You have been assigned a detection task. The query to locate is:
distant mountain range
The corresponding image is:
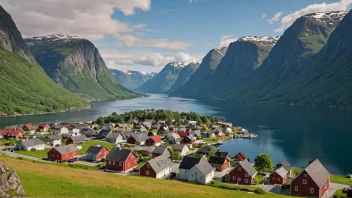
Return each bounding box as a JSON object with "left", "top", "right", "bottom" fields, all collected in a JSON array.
[
  {"left": 110, "top": 69, "right": 156, "bottom": 90},
  {"left": 25, "top": 34, "right": 141, "bottom": 101}
]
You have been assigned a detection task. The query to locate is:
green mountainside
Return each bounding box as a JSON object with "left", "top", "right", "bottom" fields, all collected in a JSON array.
[
  {"left": 110, "top": 69, "right": 156, "bottom": 90},
  {"left": 25, "top": 35, "right": 140, "bottom": 101},
  {"left": 0, "top": 6, "right": 89, "bottom": 115},
  {"left": 167, "top": 62, "right": 200, "bottom": 93}
]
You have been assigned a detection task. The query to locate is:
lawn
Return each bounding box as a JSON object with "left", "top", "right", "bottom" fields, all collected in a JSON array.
[
  {"left": 15, "top": 149, "right": 50, "bottom": 159},
  {"left": 0, "top": 156, "right": 292, "bottom": 198},
  {"left": 78, "top": 140, "right": 117, "bottom": 155},
  {"left": 333, "top": 189, "right": 348, "bottom": 198},
  {"left": 255, "top": 175, "right": 265, "bottom": 184},
  {"left": 330, "top": 175, "right": 352, "bottom": 185}
]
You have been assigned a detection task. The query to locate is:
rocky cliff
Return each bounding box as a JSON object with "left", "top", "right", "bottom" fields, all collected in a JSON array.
[
  {"left": 110, "top": 69, "right": 156, "bottom": 90},
  {"left": 167, "top": 62, "right": 200, "bottom": 93},
  {"left": 0, "top": 162, "right": 25, "bottom": 197}
]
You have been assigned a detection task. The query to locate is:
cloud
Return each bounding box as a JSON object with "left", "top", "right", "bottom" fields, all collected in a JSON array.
[
  {"left": 0, "top": 0, "right": 151, "bottom": 40},
  {"left": 117, "top": 34, "right": 193, "bottom": 50},
  {"left": 262, "top": 14, "right": 267, "bottom": 19},
  {"left": 101, "top": 50, "right": 201, "bottom": 68},
  {"left": 274, "top": 0, "right": 352, "bottom": 32},
  {"left": 268, "top": 12, "right": 284, "bottom": 24},
  {"left": 219, "top": 35, "right": 238, "bottom": 48}
]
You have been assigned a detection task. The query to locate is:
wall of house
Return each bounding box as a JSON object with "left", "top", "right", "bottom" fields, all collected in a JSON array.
[
  {"left": 179, "top": 169, "right": 189, "bottom": 180},
  {"left": 96, "top": 147, "right": 109, "bottom": 161},
  {"left": 127, "top": 137, "right": 136, "bottom": 144},
  {"left": 229, "top": 165, "right": 255, "bottom": 185},
  {"left": 156, "top": 166, "right": 172, "bottom": 179},
  {"left": 26, "top": 144, "right": 45, "bottom": 151},
  {"left": 124, "top": 153, "right": 138, "bottom": 172},
  {"left": 188, "top": 167, "right": 213, "bottom": 184},
  {"left": 270, "top": 172, "right": 287, "bottom": 185},
  {"left": 210, "top": 160, "right": 229, "bottom": 171},
  {"left": 319, "top": 180, "right": 329, "bottom": 197},
  {"left": 106, "top": 160, "right": 124, "bottom": 171},
  {"left": 290, "top": 170, "right": 320, "bottom": 197},
  {"left": 139, "top": 162, "right": 157, "bottom": 178},
  {"left": 47, "top": 149, "right": 77, "bottom": 161},
  {"left": 60, "top": 128, "right": 69, "bottom": 134},
  {"left": 145, "top": 139, "right": 156, "bottom": 146},
  {"left": 52, "top": 140, "right": 61, "bottom": 147}
]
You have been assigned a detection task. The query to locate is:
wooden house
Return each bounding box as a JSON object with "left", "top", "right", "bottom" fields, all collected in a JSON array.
[
  {"left": 106, "top": 148, "right": 138, "bottom": 172},
  {"left": 229, "top": 160, "right": 257, "bottom": 185},
  {"left": 139, "top": 155, "right": 173, "bottom": 179},
  {"left": 47, "top": 144, "right": 78, "bottom": 161},
  {"left": 86, "top": 146, "right": 110, "bottom": 162},
  {"left": 151, "top": 146, "right": 172, "bottom": 158},
  {"left": 208, "top": 156, "right": 230, "bottom": 171},
  {"left": 145, "top": 136, "right": 162, "bottom": 146}
]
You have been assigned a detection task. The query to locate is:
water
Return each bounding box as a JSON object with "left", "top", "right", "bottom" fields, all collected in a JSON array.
[{"left": 0, "top": 94, "right": 351, "bottom": 175}]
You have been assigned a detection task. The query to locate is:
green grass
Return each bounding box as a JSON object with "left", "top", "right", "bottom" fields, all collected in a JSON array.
[
  {"left": 255, "top": 175, "right": 265, "bottom": 184},
  {"left": 78, "top": 140, "right": 117, "bottom": 155},
  {"left": 330, "top": 175, "right": 352, "bottom": 185},
  {"left": 333, "top": 189, "right": 347, "bottom": 198},
  {"left": 203, "top": 138, "right": 219, "bottom": 143},
  {"left": 292, "top": 167, "right": 302, "bottom": 176},
  {"left": 15, "top": 149, "right": 49, "bottom": 159}
]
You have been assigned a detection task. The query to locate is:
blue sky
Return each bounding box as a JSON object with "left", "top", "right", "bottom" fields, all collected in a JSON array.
[{"left": 3, "top": 0, "right": 352, "bottom": 72}]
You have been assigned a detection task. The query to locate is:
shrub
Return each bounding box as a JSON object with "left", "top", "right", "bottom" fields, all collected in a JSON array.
[
  {"left": 30, "top": 148, "right": 37, "bottom": 151},
  {"left": 222, "top": 174, "right": 229, "bottom": 182},
  {"left": 17, "top": 157, "right": 23, "bottom": 160},
  {"left": 240, "top": 188, "right": 250, "bottom": 192},
  {"left": 254, "top": 188, "right": 266, "bottom": 194}
]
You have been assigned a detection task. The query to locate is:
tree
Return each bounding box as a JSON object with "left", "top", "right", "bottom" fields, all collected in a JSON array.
[
  {"left": 171, "top": 152, "right": 180, "bottom": 160},
  {"left": 254, "top": 153, "right": 273, "bottom": 171},
  {"left": 96, "top": 117, "right": 105, "bottom": 126}
]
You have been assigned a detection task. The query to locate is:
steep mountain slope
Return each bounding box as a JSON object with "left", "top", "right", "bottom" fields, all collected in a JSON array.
[
  {"left": 198, "top": 36, "right": 278, "bottom": 98},
  {"left": 169, "top": 48, "right": 227, "bottom": 97},
  {"left": 135, "top": 62, "right": 185, "bottom": 93},
  {"left": 25, "top": 35, "right": 140, "bottom": 101},
  {"left": 167, "top": 62, "right": 200, "bottom": 93},
  {"left": 228, "top": 11, "right": 347, "bottom": 101},
  {"left": 257, "top": 10, "right": 352, "bottom": 107},
  {"left": 0, "top": 6, "right": 89, "bottom": 116},
  {"left": 110, "top": 69, "right": 156, "bottom": 90}
]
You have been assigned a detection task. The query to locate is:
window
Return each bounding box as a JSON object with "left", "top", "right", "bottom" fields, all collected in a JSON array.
[
  {"left": 238, "top": 167, "right": 242, "bottom": 171},
  {"left": 310, "top": 188, "right": 314, "bottom": 193},
  {"left": 112, "top": 161, "right": 115, "bottom": 165},
  {"left": 295, "top": 186, "right": 298, "bottom": 191},
  {"left": 302, "top": 179, "right": 307, "bottom": 184},
  {"left": 245, "top": 174, "right": 249, "bottom": 177},
  {"left": 237, "top": 178, "right": 241, "bottom": 183},
  {"left": 119, "top": 162, "right": 123, "bottom": 166},
  {"left": 195, "top": 172, "right": 197, "bottom": 175},
  {"left": 244, "top": 179, "right": 248, "bottom": 184},
  {"left": 232, "top": 176, "right": 236, "bottom": 180},
  {"left": 304, "top": 174, "right": 308, "bottom": 177},
  {"left": 146, "top": 171, "right": 149, "bottom": 176},
  {"left": 108, "top": 161, "right": 111, "bottom": 165},
  {"left": 147, "top": 164, "right": 150, "bottom": 168},
  {"left": 277, "top": 178, "right": 281, "bottom": 181}
]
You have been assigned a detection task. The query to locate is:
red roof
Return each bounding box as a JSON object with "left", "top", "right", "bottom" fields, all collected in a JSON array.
[
  {"left": 178, "top": 131, "right": 187, "bottom": 137},
  {"left": 24, "top": 123, "right": 32, "bottom": 128},
  {"left": 149, "top": 136, "right": 161, "bottom": 143},
  {"left": 234, "top": 152, "right": 248, "bottom": 161},
  {"left": 0, "top": 129, "right": 25, "bottom": 136},
  {"left": 40, "top": 124, "right": 50, "bottom": 128}
]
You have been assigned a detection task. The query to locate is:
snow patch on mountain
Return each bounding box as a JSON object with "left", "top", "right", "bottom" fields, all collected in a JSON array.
[
  {"left": 238, "top": 36, "right": 280, "bottom": 47},
  {"left": 26, "top": 34, "right": 83, "bottom": 45},
  {"left": 305, "top": 11, "right": 348, "bottom": 24}
]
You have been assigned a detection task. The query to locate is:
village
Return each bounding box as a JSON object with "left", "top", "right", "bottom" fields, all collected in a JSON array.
[{"left": 0, "top": 110, "right": 351, "bottom": 198}]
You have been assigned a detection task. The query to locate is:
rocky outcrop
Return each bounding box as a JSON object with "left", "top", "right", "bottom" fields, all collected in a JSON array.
[{"left": 0, "top": 162, "right": 25, "bottom": 197}]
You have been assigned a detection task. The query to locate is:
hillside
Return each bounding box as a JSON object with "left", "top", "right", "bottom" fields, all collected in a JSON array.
[
  {"left": 135, "top": 62, "right": 185, "bottom": 93},
  {"left": 167, "top": 62, "right": 200, "bottom": 93},
  {"left": 0, "top": 6, "right": 89, "bottom": 116},
  {"left": 25, "top": 35, "right": 140, "bottom": 101},
  {"left": 110, "top": 69, "right": 156, "bottom": 90},
  {"left": 169, "top": 48, "right": 227, "bottom": 97}
]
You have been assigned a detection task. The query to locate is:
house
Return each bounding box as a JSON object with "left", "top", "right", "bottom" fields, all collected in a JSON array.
[
  {"left": 290, "top": 159, "right": 330, "bottom": 198},
  {"left": 52, "top": 125, "right": 69, "bottom": 135},
  {"left": 14, "top": 138, "right": 45, "bottom": 151},
  {"left": 139, "top": 155, "right": 173, "bottom": 179},
  {"left": 147, "top": 131, "right": 154, "bottom": 137},
  {"left": 188, "top": 121, "right": 197, "bottom": 126},
  {"left": 181, "top": 135, "right": 196, "bottom": 144},
  {"left": 157, "top": 129, "right": 167, "bottom": 137},
  {"left": 346, "top": 174, "right": 352, "bottom": 178},
  {"left": 168, "top": 125, "right": 175, "bottom": 131},
  {"left": 133, "top": 125, "right": 147, "bottom": 133},
  {"left": 197, "top": 145, "right": 217, "bottom": 155},
  {"left": 169, "top": 133, "right": 180, "bottom": 144},
  {"left": 275, "top": 161, "right": 292, "bottom": 178},
  {"left": 106, "top": 148, "right": 138, "bottom": 172},
  {"left": 121, "top": 130, "right": 136, "bottom": 139},
  {"left": 66, "top": 135, "right": 85, "bottom": 145},
  {"left": 270, "top": 167, "right": 289, "bottom": 185},
  {"left": 151, "top": 146, "right": 172, "bottom": 158},
  {"left": 97, "top": 129, "right": 112, "bottom": 138},
  {"left": 22, "top": 123, "right": 38, "bottom": 134},
  {"left": 213, "top": 128, "right": 223, "bottom": 137},
  {"left": 233, "top": 152, "right": 248, "bottom": 162},
  {"left": 47, "top": 144, "right": 78, "bottom": 161},
  {"left": 208, "top": 156, "right": 230, "bottom": 171},
  {"left": 158, "top": 126, "right": 169, "bottom": 134},
  {"left": 142, "top": 122, "right": 152, "bottom": 130},
  {"left": 45, "top": 135, "right": 62, "bottom": 146},
  {"left": 229, "top": 160, "right": 257, "bottom": 185},
  {"left": 189, "top": 130, "right": 201, "bottom": 137},
  {"left": 86, "top": 146, "right": 110, "bottom": 162},
  {"left": 151, "top": 123, "right": 161, "bottom": 130},
  {"left": 215, "top": 152, "right": 231, "bottom": 160},
  {"left": 178, "top": 131, "right": 187, "bottom": 138},
  {"left": 188, "top": 159, "right": 215, "bottom": 184},
  {"left": 106, "top": 133, "right": 124, "bottom": 144},
  {"left": 172, "top": 144, "right": 189, "bottom": 157},
  {"left": 0, "top": 129, "right": 24, "bottom": 139},
  {"left": 202, "top": 131, "right": 216, "bottom": 138},
  {"left": 225, "top": 127, "right": 233, "bottom": 134},
  {"left": 127, "top": 133, "right": 148, "bottom": 145},
  {"left": 82, "top": 128, "right": 97, "bottom": 137},
  {"left": 145, "top": 136, "right": 162, "bottom": 146},
  {"left": 116, "top": 123, "right": 130, "bottom": 131},
  {"left": 38, "top": 124, "right": 50, "bottom": 132},
  {"left": 179, "top": 156, "right": 204, "bottom": 180}
]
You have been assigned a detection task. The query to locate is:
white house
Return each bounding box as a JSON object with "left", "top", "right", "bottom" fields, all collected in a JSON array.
[
  {"left": 45, "top": 135, "right": 62, "bottom": 147},
  {"left": 179, "top": 156, "right": 209, "bottom": 181},
  {"left": 14, "top": 138, "right": 45, "bottom": 151},
  {"left": 188, "top": 160, "right": 215, "bottom": 184},
  {"left": 172, "top": 144, "right": 189, "bottom": 156},
  {"left": 106, "top": 133, "right": 124, "bottom": 144},
  {"left": 168, "top": 132, "right": 180, "bottom": 144},
  {"left": 52, "top": 126, "right": 69, "bottom": 135},
  {"left": 139, "top": 155, "right": 173, "bottom": 179}
]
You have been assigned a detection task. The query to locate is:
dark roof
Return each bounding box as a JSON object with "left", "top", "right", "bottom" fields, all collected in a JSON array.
[
  {"left": 276, "top": 161, "right": 292, "bottom": 171},
  {"left": 233, "top": 152, "right": 248, "bottom": 161},
  {"left": 86, "top": 146, "right": 106, "bottom": 155},
  {"left": 300, "top": 159, "right": 330, "bottom": 187},
  {"left": 97, "top": 129, "right": 111, "bottom": 137},
  {"left": 144, "top": 155, "right": 173, "bottom": 173},
  {"left": 193, "top": 159, "right": 214, "bottom": 175},
  {"left": 53, "top": 144, "right": 77, "bottom": 154},
  {"left": 234, "top": 160, "right": 257, "bottom": 177},
  {"left": 68, "top": 135, "right": 85, "bottom": 143},
  {"left": 179, "top": 156, "right": 202, "bottom": 170},
  {"left": 151, "top": 146, "right": 169, "bottom": 155},
  {"left": 172, "top": 144, "right": 187, "bottom": 151},
  {"left": 197, "top": 145, "right": 217, "bottom": 154},
  {"left": 208, "top": 156, "right": 227, "bottom": 165},
  {"left": 215, "top": 152, "right": 230, "bottom": 158},
  {"left": 106, "top": 149, "right": 136, "bottom": 161}
]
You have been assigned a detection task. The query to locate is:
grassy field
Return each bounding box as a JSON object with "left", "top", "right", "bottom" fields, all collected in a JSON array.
[
  {"left": 15, "top": 149, "right": 50, "bottom": 159},
  {"left": 330, "top": 175, "right": 352, "bottom": 185},
  {"left": 333, "top": 189, "right": 348, "bottom": 198},
  {"left": 78, "top": 140, "right": 117, "bottom": 155},
  {"left": 0, "top": 156, "right": 292, "bottom": 198}
]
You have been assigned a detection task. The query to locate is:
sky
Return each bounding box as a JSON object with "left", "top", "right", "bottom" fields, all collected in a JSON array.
[{"left": 1, "top": 0, "right": 352, "bottom": 73}]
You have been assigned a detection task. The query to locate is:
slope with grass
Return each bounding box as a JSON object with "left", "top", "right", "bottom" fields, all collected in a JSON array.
[
  {"left": 167, "top": 62, "right": 200, "bottom": 93},
  {"left": 110, "top": 69, "right": 156, "bottom": 90}
]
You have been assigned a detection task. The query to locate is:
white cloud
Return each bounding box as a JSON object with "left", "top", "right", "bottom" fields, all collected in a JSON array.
[
  {"left": 101, "top": 50, "right": 201, "bottom": 68},
  {"left": 219, "top": 35, "right": 238, "bottom": 48},
  {"left": 268, "top": 12, "right": 284, "bottom": 24},
  {"left": 0, "top": 0, "right": 151, "bottom": 40},
  {"left": 274, "top": 0, "right": 352, "bottom": 32},
  {"left": 262, "top": 14, "right": 267, "bottom": 19},
  {"left": 117, "top": 34, "right": 193, "bottom": 50}
]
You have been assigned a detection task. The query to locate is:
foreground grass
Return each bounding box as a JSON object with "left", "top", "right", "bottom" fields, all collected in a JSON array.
[
  {"left": 1, "top": 156, "right": 290, "bottom": 198},
  {"left": 78, "top": 140, "right": 117, "bottom": 155},
  {"left": 333, "top": 189, "right": 347, "bottom": 198},
  {"left": 15, "top": 149, "right": 49, "bottom": 159},
  {"left": 330, "top": 175, "right": 352, "bottom": 185}
]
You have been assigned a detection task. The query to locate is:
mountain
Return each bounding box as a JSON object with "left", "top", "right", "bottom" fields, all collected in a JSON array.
[
  {"left": 197, "top": 36, "right": 279, "bottom": 98},
  {"left": 0, "top": 6, "right": 89, "bottom": 116},
  {"left": 110, "top": 69, "right": 156, "bottom": 90},
  {"left": 135, "top": 62, "right": 186, "bottom": 93},
  {"left": 25, "top": 34, "right": 140, "bottom": 101},
  {"left": 225, "top": 11, "right": 348, "bottom": 101},
  {"left": 169, "top": 48, "right": 227, "bottom": 97},
  {"left": 167, "top": 62, "right": 200, "bottom": 93}
]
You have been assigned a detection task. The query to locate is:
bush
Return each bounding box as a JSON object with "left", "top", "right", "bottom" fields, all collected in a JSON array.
[
  {"left": 30, "top": 148, "right": 37, "bottom": 151},
  {"left": 17, "top": 157, "right": 23, "bottom": 160},
  {"left": 254, "top": 188, "right": 266, "bottom": 194},
  {"left": 222, "top": 174, "right": 229, "bottom": 182}
]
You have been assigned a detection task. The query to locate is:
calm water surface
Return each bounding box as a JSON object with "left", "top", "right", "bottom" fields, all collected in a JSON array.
[{"left": 0, "top": 94, "right": 351, "bottom": 174}]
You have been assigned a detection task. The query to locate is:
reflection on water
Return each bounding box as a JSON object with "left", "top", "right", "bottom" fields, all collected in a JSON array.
[{"left": 0, "top": 94, "right": 351, "bottom": 174}]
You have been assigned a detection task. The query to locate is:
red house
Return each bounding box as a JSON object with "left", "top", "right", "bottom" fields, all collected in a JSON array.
[
  {"left": 270, "top": 167, "right": 289, "bottom": 185},
  {"left": 178, "top": 131, "right": 187, "bottom": 137},
  {"left": 47, "top": 144, "right": 78, "bottom": 161},
  {"left": 38, "top": 124, "right": 50, "bottom": 132},
  {"left": 290, "top": 159, "right": 330, "bottom": 198},
  {"left": 145, "top": 136, "right": 161, "bottom": 146},
  {"left": 208, "top": 156, "right": 230, "bottom": 171},
  {"left": 139, "top": 155, "right": 173, "bottom": 179},
  {"left": 233, "top": 152, "right": 248, "bottom": 161},
  {"left": 0, "top": 129, "right": 24, "bottom": 139},
  {"left": 181, "top": 136, "right": 195, "bottom": 144},
  {"left": 106, "top": 149, "right": 138, "bottom": 172},
  {"left": 229, "top": 160, "right": 257, "bottom": 185},
  {"left": 85, "top": 146, "right": 110, "bottom": 162}
]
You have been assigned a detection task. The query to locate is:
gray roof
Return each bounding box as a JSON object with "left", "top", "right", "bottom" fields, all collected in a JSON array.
[
  {"left": 235, "top": 160, "right": 257, "bottom": 177},
  {"left": 273, "top": 166, "right": 289, "bottom": 178},
  {"left": 97, "top": 129, "right": 112, "bottom": 137},
  {"left": 53, "top": 144, "right": 77, "bottom": 154},
  {"left": 208, "top": 156, "right": 227, "bottom": 165},
  {"left": 194, "top": 159, "right": 214, "bottom": 175},
  {"left": 144, "top": 155, "right": 173, "bottom": 174},
  {"left": 86, "top": 146, "right": 106, "bottom": 155},
  {"left": 197, "top": 145, "right": 217, "bottom": 154},
  {"left": 276, "top": 161, "right": 292, "bottom": 172},
  {"left": 68, "top": 135, "right": 85, "bottom": 143},
  {"left": 106, "top": 149, "right": 136, "bottom": 161},
  {"left": 132, "top": 133, "right": 148, "bottom": 142},
  {"left": 172, "top": 144, "right": 187, "bottom": 151},
  {"left": 179, "top": 156, "right": 202, "bottom": 170},
  {"left": 152, "top": 146, "right": 169, "bottom": 155},
  {"left": 302, "top": 159, "right": 331, "bottom": 187},
  {"left": 19, "top": 138, "right": 44, "bottom": 147},
  {"left": 106, "top": 133, "right": 122, "bottom": 141},
  {"left": 46, "top": 135, "right": 61, "bottom": 140}
]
